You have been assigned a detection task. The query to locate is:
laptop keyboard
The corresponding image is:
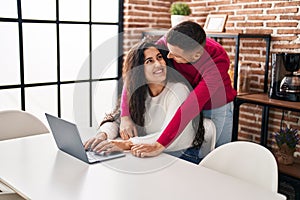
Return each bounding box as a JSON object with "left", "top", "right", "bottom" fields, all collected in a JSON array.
[
  {"left": 87, "top": 150, "right": 125, "bottom": 162},
  {"left": 86, "top": 151, "right": 105, "bottom": 162}
]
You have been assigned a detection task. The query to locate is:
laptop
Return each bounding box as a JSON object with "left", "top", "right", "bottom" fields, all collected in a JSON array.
[{"left": 45, "top": 113, "right": 125, "bottom": 164}]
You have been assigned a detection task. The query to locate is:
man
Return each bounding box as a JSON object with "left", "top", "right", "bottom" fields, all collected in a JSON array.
[{"left": 120, "top": 21, "right": 237, "bottom": 162}]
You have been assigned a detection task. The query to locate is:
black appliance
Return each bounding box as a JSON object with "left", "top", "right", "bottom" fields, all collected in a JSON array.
[{"left": 269, "top": 53, "right": 300, "bottom": 102}]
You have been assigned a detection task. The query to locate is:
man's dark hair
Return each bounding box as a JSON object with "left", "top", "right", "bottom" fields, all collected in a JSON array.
[{"left": 167, "top": 21, "right": 206, "bottom": 51}]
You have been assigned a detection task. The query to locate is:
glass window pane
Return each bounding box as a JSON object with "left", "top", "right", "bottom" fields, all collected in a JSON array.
[
  {"left": 0, "top": 89, "right": 21, "bottom": 110},
  {"left": 0, "top": 22, "right": 20, "bottom": 85},
  {"left": 61, "top": 83, "right": 90, "bottom": 128},
  {"left": 59, "top": 0, "right": 89, "bottom": 22},
  {"left": 92, "top": 25, "right": 119, "bottom": 79},
  {"left": 60, "top": 24, "right": 89, "bottom": 81},
  {"left": 21, "top": 0, "right": 56, "bottom": 20},
  {"left": 92, "top": 80, "right": 118, "bottom": 128},
  {"left": 100, "top": 59, "right": 118, "bottom": 79},
  {"left": 92, "top": 0, "right": 119, "bottom": 23},
  {"left": 23, "top": 23, "right": 57, "bottom": 84},
  {"left": 25, "top": 85, "right": 57, "bottom": 125},
  {"left": 0, "top": 0, "right": 17, "bottom": 18}
]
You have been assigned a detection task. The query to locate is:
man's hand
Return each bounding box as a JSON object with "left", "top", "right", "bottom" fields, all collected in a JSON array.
[
  {"left": 120, "top": 116, "right": 138, "bottom": 140},
  {"left": 131, "top": 142, "right": 165, "bottom": 158}
]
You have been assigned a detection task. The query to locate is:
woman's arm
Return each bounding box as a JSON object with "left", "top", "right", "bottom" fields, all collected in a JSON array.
[
  {"left": 83, "top": 131, "right": 107, "bottom": 150},
  {"left": 93, "top": 139, "right": 133, "bottom": 153},
  {"left": 83, "top": 121, "right": 119, "bottom": 151}
]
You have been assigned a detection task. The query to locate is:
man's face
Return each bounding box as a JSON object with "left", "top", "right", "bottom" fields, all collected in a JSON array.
[{"left": 167, "top": 43, "right": 201, "bottom": 63}]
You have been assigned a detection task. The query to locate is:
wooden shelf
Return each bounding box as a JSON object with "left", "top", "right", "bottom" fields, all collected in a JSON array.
[
  {"left": 233, "top": 93, "right": 300, "bottom": 146},
  {"left": 207, "top": 32, "right": 271, "bottom": 39},
  {"left": 277, "top": 158, "right": 300, "bottom": 199},
  {"left": 236, "top": 93, "right": 300, "bottom": 112},
  {"left": 278, "top": 162, "right": 300, "bottom": 180}
]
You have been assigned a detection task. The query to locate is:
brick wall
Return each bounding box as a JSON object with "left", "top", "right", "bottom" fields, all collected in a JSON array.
[
  {"left": 123, "top": 0, "right": 300, "bottom": 152},
  {"left": 123, "top": 0, "right": 172, "bottom": 51}
]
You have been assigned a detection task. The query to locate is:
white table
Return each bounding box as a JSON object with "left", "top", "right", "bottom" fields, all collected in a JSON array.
[{"left": 0, "top": 134, "right": 286, "bottom": 200}]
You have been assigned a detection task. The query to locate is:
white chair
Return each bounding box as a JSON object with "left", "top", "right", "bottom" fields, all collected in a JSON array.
[
  {"left": 200, "top": 118, "right": 216, "bottom": 158},
  {"left": 199, "top": 141, "right": 278, "bottom": 193},
  {"left": 0, "top": 180, "right": 24, "bottom": 200},
  {"left": 0, "top": 110, "right": 49, "bottom": 140}
]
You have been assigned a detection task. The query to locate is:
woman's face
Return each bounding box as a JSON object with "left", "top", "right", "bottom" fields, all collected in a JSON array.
[{"left": 143, "top": 46, "right": 167, "bottom": 84}]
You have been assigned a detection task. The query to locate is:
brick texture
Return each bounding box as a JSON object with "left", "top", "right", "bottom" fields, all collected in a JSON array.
[{"left": 123, "top": 0, "right": 300, "bottom": 152}]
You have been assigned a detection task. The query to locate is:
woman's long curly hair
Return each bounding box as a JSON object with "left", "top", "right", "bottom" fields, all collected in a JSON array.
[
  {"left": 122, "top": 40, "right": 205, "bottom": 148},
  {"left": 122, "top": 41, "right": 151, "bottom": 136}
]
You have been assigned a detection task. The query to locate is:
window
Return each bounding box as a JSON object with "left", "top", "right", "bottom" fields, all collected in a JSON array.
[{"left": 0, "top": 0, "right": 124, "bottom": 128}]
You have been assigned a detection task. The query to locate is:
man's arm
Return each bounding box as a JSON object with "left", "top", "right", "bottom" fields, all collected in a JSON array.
[
  {"left": 157, "top": 53, "right": 229, "bottom": 147},
  {"left": 120, "top": 83, "right": 130, "bottom": 117},
  {"left": 157, "top": 81, "right": 211, "bottom": 147},
  {"left": 120, "top": 82, "right": 138, "bottom": 139}
]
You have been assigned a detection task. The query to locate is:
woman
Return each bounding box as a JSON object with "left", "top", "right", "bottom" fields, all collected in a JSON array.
[{"left": 84, "top": 40, "right": 206, "bottom": 162}]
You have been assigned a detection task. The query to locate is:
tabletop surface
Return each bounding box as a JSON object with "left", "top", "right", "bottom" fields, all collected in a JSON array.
[{"left": 0, "top": 133, "right": 286, "bottom": 200}]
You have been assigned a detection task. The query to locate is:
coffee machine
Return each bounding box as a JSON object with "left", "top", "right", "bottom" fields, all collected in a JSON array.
[{"left": 269, "top": 53, "right": 300, "bottom": 102}]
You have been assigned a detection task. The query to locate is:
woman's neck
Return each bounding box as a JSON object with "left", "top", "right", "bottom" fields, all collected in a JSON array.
[{"left": 148, "top": 82, "right": 166, "bottom": 97}]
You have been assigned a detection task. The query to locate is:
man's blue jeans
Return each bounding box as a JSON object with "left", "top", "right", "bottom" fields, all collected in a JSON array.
[
  {"left": 203, "top": 101, "right": 234, "bottom": 147},
  {"left": 167, "top": 147, "right": 203, "bottom": 164}
]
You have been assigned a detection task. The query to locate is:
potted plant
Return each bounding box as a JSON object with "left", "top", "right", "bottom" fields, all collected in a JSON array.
[
  {"left": 170, "top": 2, "right": 191, "bottom": 27},
  {"left": 274, "top": 127, "right": 300, "bottom": 165}
]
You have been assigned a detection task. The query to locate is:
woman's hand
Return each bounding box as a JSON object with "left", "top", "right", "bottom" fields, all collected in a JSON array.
[
  {"left": 120, "top": 116, "right": 138, "bottom": 140},
  {"left": 83, "top": 132, "right": 107, "bottom": 151},
  {"left": 131, "top": 142, "right": 165, "bottom": 158},
  {"left": 93, "top": 140, "right": 133, "bottom": 154}
]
